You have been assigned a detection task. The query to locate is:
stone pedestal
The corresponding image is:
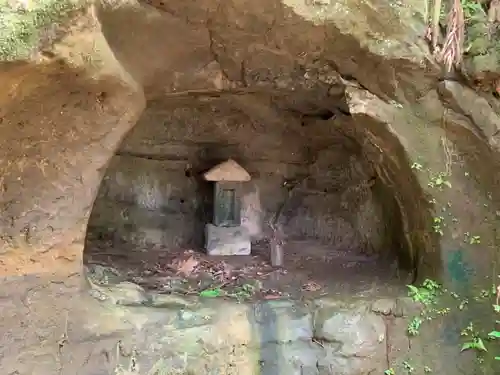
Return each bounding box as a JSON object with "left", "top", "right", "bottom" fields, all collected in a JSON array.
[{"left": 205, "top": 224, "right": 251, "bottom": 255}]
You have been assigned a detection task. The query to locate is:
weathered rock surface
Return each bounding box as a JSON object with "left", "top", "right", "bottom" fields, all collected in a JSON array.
[
  {"left": 2, "top": 0, "right": 500, "bottom": 374},
  {"left": 0, "top": 0, "right": 450, "bottom": 276},
  {"left": 0, "top": 272, "right": 461, "bottom": 375},
  {"left": 0, "top": 4, "right": 145, "bottom": 275},
  {"left": 315, "top": 306, "right": 386, "bottom": 375}
]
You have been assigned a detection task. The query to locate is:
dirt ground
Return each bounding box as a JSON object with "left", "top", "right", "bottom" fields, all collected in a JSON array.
[{"left": 84, "top": 235, "right": 409, "bottom": 302}]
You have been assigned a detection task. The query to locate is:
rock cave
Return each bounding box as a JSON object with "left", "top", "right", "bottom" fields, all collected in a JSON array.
[
  {"left": 2, "top": 0, "right": 500, "bottom": 374},
  {"left": 83, "top": 90, "right": 422, "bottom": 299}
]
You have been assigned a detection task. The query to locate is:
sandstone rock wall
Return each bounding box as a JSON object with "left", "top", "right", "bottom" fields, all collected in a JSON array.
[
  {"left": 0, "top": 0, "right": 437, "bottom": 276},
  {"left": 86, "top": 98, "right": 393, "bottom": 257},
  {"left": 0, "top": 272, "right": 438, "bottom": 375},
  {"left": 2, "top": 0, "right": 500, "bottom": 374},
  {"left": 0, "top": 5, "right": 146, "bottom": 276},
  {"left": 0, "top": 61, "right": 144, "bottom": 276}
]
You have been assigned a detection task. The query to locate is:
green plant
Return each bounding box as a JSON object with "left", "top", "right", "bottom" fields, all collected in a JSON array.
[
  {"left": 199, "top": 288, "right": 222, "bottom": 298},
  {"left": 406, "top": 279, "right": 446, "bottom": 343},
  {"left": 402, "top": 277, "right": 497, "bottom": 372},
  {"left": 226, "top": 283, "right": 257, "bottom": 302},
  {"left": 458, "top": 298, "right": 469, "bottom": 311},
  {"left": 488, "top": 297, "right": 500, "bottom": 360},
  {"left": 402, "top": 360, "right": 415, "bottom": 373},
  {"left": 408, "top": 279, "right": 442, "bottom": 306},
  {"left": 461, "top": 322, "right": 488, "bottom": 353},
  {"left": 408, "top": 316, "right": 423, "bottom": 336},
  {"left": 432, "top": 216, "right": 445, "bottom": 236},
  {"left": 461, "top": 0, "right": 484, "bottom": 22},
  {"left": 198, "top": 283, "right": 257, "bottom": 302},
  {"left": 438, "top": 0, "right": 483, "bottom": 22},
  {"left": 428, "top": 172, "right": 452, "bottom": 190},
  {"left": 411, "top": 162, "right": 423, "bottom": 171},
  {"left": 463, "top": 233, "right": 481, "bottom": 245},
  {"left": 0, "top": 0, "right": 81, "bottom": 60},
  {"left": 404, "top": 151, "right": 500, "bottom": 371},
  {"left": 384, "top": 368, "right": 396, "bottom": 375}
]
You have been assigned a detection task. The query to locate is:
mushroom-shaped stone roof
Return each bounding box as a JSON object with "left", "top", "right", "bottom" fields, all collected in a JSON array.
[{"left": 203, "top": 159, "right": 251, "bottom": 182}]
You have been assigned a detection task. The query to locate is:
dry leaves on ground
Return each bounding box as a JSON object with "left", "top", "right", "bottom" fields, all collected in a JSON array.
[
  {"left": 176, "top": 256, "right": 199, "bottom": 276},
  {"left": 301, "top": 281, "right": 322, "bottom": 292},
  {"left": 202, "top": 260, "right": 234, "bottom": 282}
]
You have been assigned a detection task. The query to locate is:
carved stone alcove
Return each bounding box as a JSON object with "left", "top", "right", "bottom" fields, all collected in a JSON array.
[{"left": 203, "top": 159, "right": 252, "bottom": 256}]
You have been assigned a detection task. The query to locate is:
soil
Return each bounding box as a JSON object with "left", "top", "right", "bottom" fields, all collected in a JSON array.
[{"left": 84, "top": 236, "right": 408, "bottom": 302}]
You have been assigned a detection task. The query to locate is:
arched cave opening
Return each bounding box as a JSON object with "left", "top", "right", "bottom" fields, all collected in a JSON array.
[{"left": 83, "top": 93, "right": 421, "bottom": 299}]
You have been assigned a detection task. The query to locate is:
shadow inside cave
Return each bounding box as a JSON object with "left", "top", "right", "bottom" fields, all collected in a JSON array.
[{"left": 82, "top": 92, "right": 426, "bottom": 302}]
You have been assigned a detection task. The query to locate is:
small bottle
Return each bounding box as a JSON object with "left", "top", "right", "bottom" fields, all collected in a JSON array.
[{"left": 270, "top": 238, "right": 284, "bottom": 267}]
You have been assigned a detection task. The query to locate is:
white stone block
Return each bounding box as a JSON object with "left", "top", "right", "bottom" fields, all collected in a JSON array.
[{"left": 205, "top": 224, "right": 251, "bottom": 255}]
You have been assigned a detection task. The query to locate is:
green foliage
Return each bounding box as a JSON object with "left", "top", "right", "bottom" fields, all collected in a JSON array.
[
  {"left": 198, "top": 283, "right": 257, "bottom": 302},
  {"left": 461, "top": 322, "right": 488, "bottom": 353},
  {"left": 461, "top": 0, "right": 485, "bottom": 22},
  {"left": 408, "top": 316, "right": 423, "bottom": 336},
  {"left": 464, "top": 233, "right": 481, "bottom": 245},
  {"left": 407, "top": 279, "right": 442, "bottom": 306},
  {"left": 427, "top": 172, "right": 452, "bottom": 190},
  {"left": 460, "top": 0, "right": 500, "bottom": 70},
  {"left": 405, "top": 277, "right": 500, "bottom": 371},
  {"left": 400, "top": 274, "right": 500, "bottom": 371},
  {"left": 465, "top": 18, "right": 491, "bottom": 55},
  {"left": 434, "top": 0, "right": 500, "bottom": 75},
  {"left": 226, "top": 283, "right": 256, "bottom": 302},
  {"left": 406, "top": 280, "right": 444, "bottom": 338},
  {"left": 439, "top": 0, "right": 483, "bottom": 25},
  {"left": 432, "top": 216, "right": 445, "bottom": 236},
  {"left": 489, "top": 304, "right": 500, "bottom": 361},
  {"left": 403, "top": 361, "right": 415, "bottom": 373},
  {"left": 0, "top": 0, "right": 82, "bottom": 61},
  {"left": 406, "top": 144, "right": 500, "bottom": 372},
  {"left": 411, "top": 162, "right": 423, "bottom": 171},
  {"left": 198, "top": 288, "right": 222, "bottom": 298}
]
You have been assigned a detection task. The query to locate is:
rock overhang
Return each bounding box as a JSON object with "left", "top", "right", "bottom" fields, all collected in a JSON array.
[
  {"left": 0, "top": 0, "right": 498, "bottom": 295},
  {"left": 1, "top": 2, "right": 500, "bottom": 375}
]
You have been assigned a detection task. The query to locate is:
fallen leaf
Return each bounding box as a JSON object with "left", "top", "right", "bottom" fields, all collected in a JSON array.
[
  {"left": 176, "top": 256, "right": 199, "bottom": 276},
  {"left": 301, "top": 281, "right": 322, "bottom": 292}
]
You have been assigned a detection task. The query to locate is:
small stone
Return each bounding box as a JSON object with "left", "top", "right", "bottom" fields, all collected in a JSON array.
[
  {"left": 105, "top": 282, "right": 149, "bottom": 306},
  {"left": 314, "top": 308, "right": 386, "bottom": 375},
  {"left": 88, "top": 288, "right": 107, "bottom": 302},
  {"left": 149, "top": 292, "right": 199, "bottom": 309},
  {"left": 371, "top": 298, "right": 396, "bottom": 315},
  {"left": 314, "top": 309, "right": 385, "bottom": 356},
  {"left": 394, "top": 297, "right": 424, "bottom": 317},
  {"left": 85, "top": 264, "right": 123, "bottom": 285}
]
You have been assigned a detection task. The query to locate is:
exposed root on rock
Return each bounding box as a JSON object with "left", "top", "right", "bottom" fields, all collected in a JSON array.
[{"left": 439, "top": 0, "right": 465, "bottom": 72}]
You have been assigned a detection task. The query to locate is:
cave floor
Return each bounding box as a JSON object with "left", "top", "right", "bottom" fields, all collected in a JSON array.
[{"left": 84, "top": 239, "right": 408, "bottom": 302}]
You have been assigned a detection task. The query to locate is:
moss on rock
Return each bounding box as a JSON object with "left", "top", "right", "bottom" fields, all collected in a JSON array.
[
  {"left": 462, "top": 9, "right": 500, "bottom": 79},
  {"left": 0, "top": 0, "right": 85, "bottom": 61}
]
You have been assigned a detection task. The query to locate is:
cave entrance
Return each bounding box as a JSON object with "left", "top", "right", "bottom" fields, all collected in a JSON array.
[{"left": 83, "top": 95, "right": 415, "bottom": 301}]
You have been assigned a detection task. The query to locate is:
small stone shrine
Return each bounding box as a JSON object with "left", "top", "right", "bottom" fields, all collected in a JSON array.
[{"left": 203, "top": 159, "right": 252, "bottom": 256}]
